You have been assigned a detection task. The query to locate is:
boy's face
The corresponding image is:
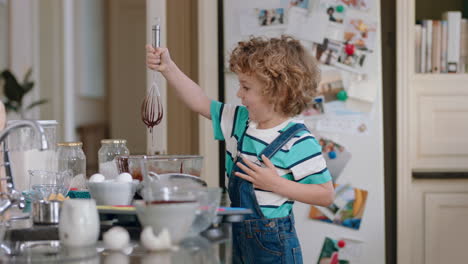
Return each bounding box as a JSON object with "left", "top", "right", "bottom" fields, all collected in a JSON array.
[{"left": 236, "top": 73, "right": 275, "bottom": 123}]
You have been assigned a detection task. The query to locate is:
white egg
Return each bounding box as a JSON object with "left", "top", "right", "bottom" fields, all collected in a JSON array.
[
  {"left": 116, "top": 173, "right": 133, "bottom": 183},
  {"left": 103, "top": 226, "right": 130, "bottom": 250},
  {"left": 89, "top": 173, "right": 105, "bottom": 182},
  {"left": 140, "top": 226, "right": 172, "bottom": 251}
]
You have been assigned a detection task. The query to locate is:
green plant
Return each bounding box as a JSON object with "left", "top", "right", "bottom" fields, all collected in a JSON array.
[{"left": 0, "top": 68, "right": 48, "bottom": 117}]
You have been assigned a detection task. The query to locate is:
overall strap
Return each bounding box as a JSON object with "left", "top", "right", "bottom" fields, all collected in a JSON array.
[
  {"left": 236, "top": 120, "right": 250, "bottom": 153},
  {"left": 259, "top": 123, "right": 308, "bottom": 160}
]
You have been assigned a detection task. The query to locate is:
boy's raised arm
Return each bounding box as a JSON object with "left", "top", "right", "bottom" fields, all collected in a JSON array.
[{"left": 146, "top": 45, "right": 212, "bottom": 119}]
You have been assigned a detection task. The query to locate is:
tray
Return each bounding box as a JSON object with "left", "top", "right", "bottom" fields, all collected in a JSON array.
[{"left": 97, "top": 205, "right": 252, "bottom": 224}]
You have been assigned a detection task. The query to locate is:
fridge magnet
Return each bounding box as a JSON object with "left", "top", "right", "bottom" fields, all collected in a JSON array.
[
  {"left": 281, "top": 0, "right": 310, "bottom": 10},
  {"left": 318, "top": 0, "right": 347, "bottom": 24},
  {"left": 309, "top": 184, "right": 368, "bottom": 230},
  {"left": 317, "top": 237, "right": 349, "bottom": 264},
  {"left": 318, "top": 136, "right": 351, "bottom": 182},
  {"left": 303, "top": 96, "right": 326, "bottom": 116}
]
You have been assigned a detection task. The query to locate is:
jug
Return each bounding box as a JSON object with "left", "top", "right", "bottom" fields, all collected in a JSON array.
[{"left": 59, "top": 199, "right": 100, "bottom": 247}]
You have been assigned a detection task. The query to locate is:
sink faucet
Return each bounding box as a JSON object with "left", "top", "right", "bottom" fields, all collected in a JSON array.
[{"left": 0, "top": 120, "right": 49, "bottom": 215}]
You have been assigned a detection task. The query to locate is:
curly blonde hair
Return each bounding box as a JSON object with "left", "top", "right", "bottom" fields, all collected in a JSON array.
[{"left": 229, "top": 35, "right": 320, "bottom": 117}]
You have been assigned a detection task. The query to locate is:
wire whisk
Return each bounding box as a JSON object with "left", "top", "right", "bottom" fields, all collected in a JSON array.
[
  {"left": 141, "top": 18, "right": 163, "bottom": 132},
  {"left": 141, "top": 72, "right": 163, "bottom": 131}
]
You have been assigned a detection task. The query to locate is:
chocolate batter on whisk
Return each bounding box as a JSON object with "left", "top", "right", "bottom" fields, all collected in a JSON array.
[{"left": 141, "top": 19, "right": 163, "bottom": 133}]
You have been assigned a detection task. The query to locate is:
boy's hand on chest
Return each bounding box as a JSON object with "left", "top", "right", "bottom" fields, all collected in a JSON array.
[{"left": 235, "top": 154, "right": 284, "bottom": 192}]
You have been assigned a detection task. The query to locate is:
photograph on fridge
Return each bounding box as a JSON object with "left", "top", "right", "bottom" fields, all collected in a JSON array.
[
  {"left": 312, "top": 38, "right": 342, "bottom": 66},
  {"left": 257, "top": 8, "right": 285, "bottom": 27},
  {"left": 281, "top": 0, "right": 310, "bottom": 10},
  {"left": 338, "top": 0, "right": 372, "bottom": 11},
  {"left": 238, "top": 8, "right": 285, "bottom": 36},
  {"left": 333, "top": 44, "right": 368, "bottom": 72},
  {"left": 317, "top": 136, "right": 351, "bottom": 183},
  {"left": 312, "top": 38, "right": 369, "bottom": 73},
  {"left": 316, "top": 69, "right": 345, "bottom": 102},
  {"left": 309, "top": 184, "right": 368, "bottom": 230},
  {"left": 343, "top": 17, "right": 377, "bottom": 52},
  {"left": 317, "top": 237, "right": 350, "bottom": 264}
]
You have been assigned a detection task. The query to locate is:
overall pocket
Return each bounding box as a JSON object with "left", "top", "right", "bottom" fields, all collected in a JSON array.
[{"left": 252, "top": 230, "right": 283, "bottom": 256}]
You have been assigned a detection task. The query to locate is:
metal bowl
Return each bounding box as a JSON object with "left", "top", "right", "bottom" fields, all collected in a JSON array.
[{"left": 32, "top": 200, "right": 62, "bottom": 225}]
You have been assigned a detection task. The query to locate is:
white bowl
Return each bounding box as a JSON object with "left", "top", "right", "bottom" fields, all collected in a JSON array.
[
  {"left": 87, "top": 180, "right": 139, "bottom": 206},
  {"left": 135, "top": 200, "right": 198, "bottom": 244}
]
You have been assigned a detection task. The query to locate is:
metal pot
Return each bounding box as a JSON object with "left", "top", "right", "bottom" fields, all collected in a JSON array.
[{"left": 32, "top": 200, "right": 62, "bottom": 225}]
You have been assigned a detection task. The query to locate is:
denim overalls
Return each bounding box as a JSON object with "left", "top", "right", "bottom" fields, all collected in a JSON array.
[{"left": 229, "top": 123, "right": 307, "bottom": 264}]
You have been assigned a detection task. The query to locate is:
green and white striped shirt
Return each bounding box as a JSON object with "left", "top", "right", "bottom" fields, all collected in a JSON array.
[{"left": 211, "top": 101, "right": 332, "bottom": 219}]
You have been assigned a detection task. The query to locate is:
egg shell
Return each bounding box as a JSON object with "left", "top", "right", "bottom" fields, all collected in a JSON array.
[
  {"left": 140, "top": 226, "right": 172, "bottom": 251},
  {"left": 103, "top": 226, "right": 130, "bottom": 250}
]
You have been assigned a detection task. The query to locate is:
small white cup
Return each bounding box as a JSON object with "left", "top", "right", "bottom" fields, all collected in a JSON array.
[{"left": 59, "top": 199, "right": 100, "bottom": 247}]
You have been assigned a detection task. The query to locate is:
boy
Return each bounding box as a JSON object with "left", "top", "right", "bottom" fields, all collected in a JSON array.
[{"left": 147, "top": 35, "right": 334, "bottom": 263}]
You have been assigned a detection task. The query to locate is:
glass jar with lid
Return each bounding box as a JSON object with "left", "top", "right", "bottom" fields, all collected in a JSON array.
[
  {"left": 98, "top": 139, "right": 130, "bottom": 179},
  {"left": 57, "top": 142, "right": 86, "bottom": 179}
]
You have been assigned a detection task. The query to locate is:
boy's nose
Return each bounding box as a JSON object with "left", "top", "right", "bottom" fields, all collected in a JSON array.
[{"left": 236, "top": 89, "right": 242, "bottom": 98}]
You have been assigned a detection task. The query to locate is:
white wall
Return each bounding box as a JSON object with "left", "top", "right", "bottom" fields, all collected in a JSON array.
[
  {"left": 9, "top": 0, "right": 39, "bottom": 120},
  {"left": 9, "top": 0, "right": 32, "bottom": 80},
  {"left": 0, "top": 0, "right": 8, "bottom": 70},
  {"left": 8, "top": 0, "right": 107, "bottom": 141}
]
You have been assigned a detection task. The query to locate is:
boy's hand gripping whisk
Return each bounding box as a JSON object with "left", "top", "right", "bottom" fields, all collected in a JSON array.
[{"left": 141, "top": 19, "right": 163, "bottom": 131}]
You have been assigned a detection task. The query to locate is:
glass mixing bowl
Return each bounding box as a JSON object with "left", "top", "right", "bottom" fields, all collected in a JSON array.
[
  {"left": 189, "top": 187, "right": 222, "bottom": 236},
  {"left": 115, "top": 155, "right": 203, "bottom": 181},
  {"left": 28, "top": 170, "right": 72, "bottom": 201}
]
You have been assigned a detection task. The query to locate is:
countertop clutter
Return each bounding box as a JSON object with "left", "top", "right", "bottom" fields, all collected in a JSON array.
[
  {"left": 0, "top": 116, "right": 252, "bottom": 263},
  {"left": 2, "top": 207, "right": 250, "bottom": 263}
]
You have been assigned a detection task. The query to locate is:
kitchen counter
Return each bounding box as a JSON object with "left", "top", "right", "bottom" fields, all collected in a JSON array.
[
  {"left": 1, "top": 206, "right": 252, "bottom": 263},
  {"left": 2, "top": 221, "right": 232, "bottom": 263}
]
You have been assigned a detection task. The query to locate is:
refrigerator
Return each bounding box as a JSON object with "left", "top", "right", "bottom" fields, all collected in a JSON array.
[{"left": 221, "top": 0, "right": 385, "bottom": 263}]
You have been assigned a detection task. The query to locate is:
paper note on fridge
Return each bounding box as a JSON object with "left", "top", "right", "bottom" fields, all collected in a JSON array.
[
  {"left": 345, "top": 80, "right": 377, "bottom": 112},
  {"left": 285, "top": 7, "right": 328, "bottom": 43}
]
